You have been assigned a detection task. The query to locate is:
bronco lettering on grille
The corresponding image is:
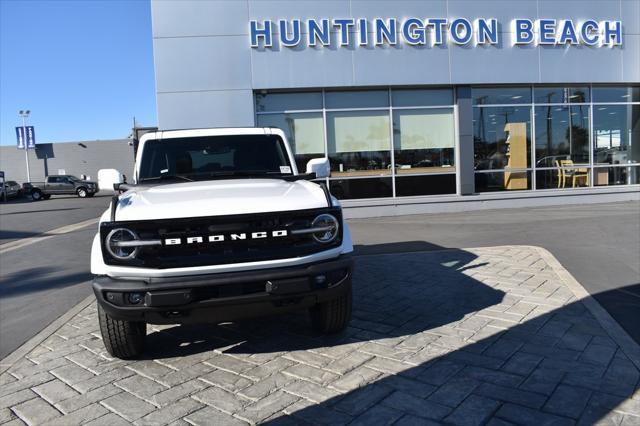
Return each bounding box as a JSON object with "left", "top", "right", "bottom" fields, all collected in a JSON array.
[{"left": 164, "top": 230, "right": 288, "bottom": 246}]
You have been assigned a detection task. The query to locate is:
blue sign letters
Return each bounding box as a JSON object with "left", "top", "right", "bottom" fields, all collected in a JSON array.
[{"left": 249, "top": 17, "right": 623, "bottom": 48}]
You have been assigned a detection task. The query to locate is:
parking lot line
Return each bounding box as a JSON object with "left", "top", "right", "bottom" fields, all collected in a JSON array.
[{"left": 0, "top": 217, "right": 99, "bottom": 255}]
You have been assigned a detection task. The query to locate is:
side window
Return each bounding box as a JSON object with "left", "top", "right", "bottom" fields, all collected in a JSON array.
[{"left": 48, "top": 177, "right": 59, "bottom": 183}]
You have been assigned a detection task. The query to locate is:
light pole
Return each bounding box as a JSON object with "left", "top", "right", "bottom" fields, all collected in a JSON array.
[{"left": 18, "top": 110, "right": 31, "bottom": 182}]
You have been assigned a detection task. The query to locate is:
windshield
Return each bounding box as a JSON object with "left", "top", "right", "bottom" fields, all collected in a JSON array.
[
  {"left": 67, "top": 175, "right": 81, "bottom": 181},
  {"left": 137, "top": 134, "right": 293, "bottom": 182}
]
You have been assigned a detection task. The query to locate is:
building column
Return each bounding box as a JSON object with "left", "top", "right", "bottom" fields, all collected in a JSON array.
[{"left": 456, "top": 86, "right": 475, "bottom": 195}]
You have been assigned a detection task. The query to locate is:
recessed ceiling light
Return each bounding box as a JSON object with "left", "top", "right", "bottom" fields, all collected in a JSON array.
[
  {"left": 598, "top": 107, "right": 607, "bottom": 110},
  {"left": 512, "top": 95, "right": 522, "bottom": 99}
]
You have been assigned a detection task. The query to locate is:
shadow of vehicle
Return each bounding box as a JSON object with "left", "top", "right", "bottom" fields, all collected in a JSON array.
[
  {"left": 354, "top": 241, "right": 467, "bottom": 256},
  {"left": 0, "top": 267, "right": 92, "bottom": 298},
  {"left": 137, "top": 244, "right": 638, "bottom": 425},
  {"left": 0, "top": 196, "right": 32, "bottom": 205},
  {"left": 0, "top": 207, "right": 81, "bottom": 217},
  {"left": 0, "top": 230, "right": 47, "bottom": 242},
  {"left": 142, "top": 247, "right": 502, "bottom": 358}
]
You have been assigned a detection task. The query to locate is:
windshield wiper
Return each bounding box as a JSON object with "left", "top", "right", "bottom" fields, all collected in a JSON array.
[{"left": 140, "top": 174, "right": 194, "bottom": 183}]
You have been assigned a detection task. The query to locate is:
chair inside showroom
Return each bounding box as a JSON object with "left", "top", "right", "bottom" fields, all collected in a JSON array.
[
  {"left": 555, "top": 160, "right": 564, "bottom": 188},
  {"left": 559, "top": 159, "right": 589, "bottom": 187}
]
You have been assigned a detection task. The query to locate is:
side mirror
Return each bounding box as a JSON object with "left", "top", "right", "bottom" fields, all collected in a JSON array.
[{"left": 306, "top": 158, "right": 330, "bottom": 179}]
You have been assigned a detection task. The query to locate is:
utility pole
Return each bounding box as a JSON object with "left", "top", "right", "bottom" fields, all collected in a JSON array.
[{"left": 18, "top": 110, "right": 31, "bottom": 182}]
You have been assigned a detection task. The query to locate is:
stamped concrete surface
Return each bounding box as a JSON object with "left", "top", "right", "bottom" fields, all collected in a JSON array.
[{"left": 1, "top": 246, "right": 639, "bottom": 425}]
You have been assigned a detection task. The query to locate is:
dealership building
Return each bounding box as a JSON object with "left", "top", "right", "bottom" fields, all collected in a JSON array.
[{"left": 150, "top": 0, "right": 639, "bottom": 216}]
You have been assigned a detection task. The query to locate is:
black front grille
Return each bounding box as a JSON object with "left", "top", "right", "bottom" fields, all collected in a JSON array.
[{"left": 100, "top": 208, "right": 342, "bottom": 269}]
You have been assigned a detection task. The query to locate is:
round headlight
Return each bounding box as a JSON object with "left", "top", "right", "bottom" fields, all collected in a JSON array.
[
  {"left": 105, "top": 228, "right": 140, "bottom": 260},
  {"left": 311, "top": 214, "right": 339, "bottom": 243}
]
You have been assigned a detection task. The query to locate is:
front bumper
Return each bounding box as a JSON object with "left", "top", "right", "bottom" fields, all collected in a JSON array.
[{"left": 92, "top": 255, "right": 352, "bottom": 324}]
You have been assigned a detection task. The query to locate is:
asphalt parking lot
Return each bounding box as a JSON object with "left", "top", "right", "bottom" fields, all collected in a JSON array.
[
  {"left": 0, "top": 194, "right": 111, "bottom": 244},
  {"left": 0, "top": 194, "right": 112, "bottom": 359}
]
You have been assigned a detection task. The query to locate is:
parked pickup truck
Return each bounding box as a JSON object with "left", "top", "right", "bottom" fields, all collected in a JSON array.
[
  {"left": 91, "top": 127, "right": 353, "bottom": 359},
  {"left": 27, "top": 175, "right": 99, "bottom": 200}
]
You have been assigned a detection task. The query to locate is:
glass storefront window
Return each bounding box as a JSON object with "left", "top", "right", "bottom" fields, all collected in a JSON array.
[
  {"left": 395, "top": 174, "right": 456, "bottom": 196},
  {"left": 256, "top": 112, "right": 325, "bottom": 171},
  {"left": 326, "top": 110, "right": 391, "bottom": 176},
  {"left": 593, "top": 166, "right": 640, "bottom": 186},
  {"left": 392, "top": 89, "right": 453, "bottom": 107},
  {"left": 473, "top": 106, "right": 531, "bottom": 170},
  {"left": 593, "top": 105, "right": 640, "bottom": 168},
  {"left": 475, "top": 171, "right": 532, "bottom": 192},
  {"left": 325, "top": 90, "right": 389, "bottom": 109},
  {"left": 330, "top": 177, "right": 392, "bottom": 199},
  {"left": 534, "top": 105, "right": 590, "bottom": 167},
  {"left": 473, "top": 87, "right": 531, "bottom": 105},
  {"left": 255, "top": 92, "right": 322, "bottom": 112},
  {"left": 255, "top": 86, "right": 639, "bottom": 201},
  {"left": 393, "top": 108, "right": 455, "bottom": 174},
  {"left": 592, "top": 86, "right": 640, "bottom": 103},
  {"left": 534, "top": 86, "right": 590, "bottom": 104}
]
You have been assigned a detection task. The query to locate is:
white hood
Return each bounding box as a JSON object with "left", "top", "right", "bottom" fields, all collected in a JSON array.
[{"left": 110, "top": 179, "right": 330, "bottom": 221}]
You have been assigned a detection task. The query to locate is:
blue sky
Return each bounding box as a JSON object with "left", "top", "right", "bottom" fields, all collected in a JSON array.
[{"left": 0, "top": 0, "right": 156, "bottom": 146}]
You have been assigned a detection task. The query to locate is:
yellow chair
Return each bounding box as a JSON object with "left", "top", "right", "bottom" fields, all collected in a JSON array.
[
  {"left": 555, "top": 160, "right": 563, "bottom": 188},
  {"left": 559, "top": 159, "right": 589, "bottom": 187}
]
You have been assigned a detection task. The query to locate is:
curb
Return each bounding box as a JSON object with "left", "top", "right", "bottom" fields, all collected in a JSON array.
[
  {"left": 0, "top": 295, "right": 95, "bottom": 375},
  {"left": 532, "top": 245, "right": 640, "bottom": 372}
]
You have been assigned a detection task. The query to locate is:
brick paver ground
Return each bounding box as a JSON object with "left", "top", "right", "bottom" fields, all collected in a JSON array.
[{"left": 1, "top": 246, "right": 639, "bottom": 425}]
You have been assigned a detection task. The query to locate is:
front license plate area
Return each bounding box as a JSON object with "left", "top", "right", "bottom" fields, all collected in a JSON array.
[{"left": 266, "top": 278, "right": 310, "bottom": 295}]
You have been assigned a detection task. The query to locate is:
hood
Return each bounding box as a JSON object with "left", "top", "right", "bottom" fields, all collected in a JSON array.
[{"left": 110, "top": 179, "right": 330, "bottom": 221}]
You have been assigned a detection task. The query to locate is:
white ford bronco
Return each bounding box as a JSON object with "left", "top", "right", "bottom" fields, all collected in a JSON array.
[{"left": 91, "top": 128, "right": 353, "bottom": 359}]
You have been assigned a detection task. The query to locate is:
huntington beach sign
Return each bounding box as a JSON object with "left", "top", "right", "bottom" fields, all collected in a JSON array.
[{"left": 249, "top": 18, "right": 623, "bottom": 48}]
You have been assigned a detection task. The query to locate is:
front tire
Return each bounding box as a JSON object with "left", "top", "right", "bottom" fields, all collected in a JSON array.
[
  {"left": 31, "top": 190, "right": 42, "bottom": 201},
  {"left": 77, "top": 187, "right": 88, "bottom": 198},
  {"left": 97, "top": 304, "right": 146, "bottom": 359},
  {"left": 309, "top": 285, "right": 352, "bottom": 333}
]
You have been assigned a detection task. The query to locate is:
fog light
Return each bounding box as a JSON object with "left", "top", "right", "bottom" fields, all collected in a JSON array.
[{"left": 128, "top": 292, "right": 144, "bottom": 305}]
